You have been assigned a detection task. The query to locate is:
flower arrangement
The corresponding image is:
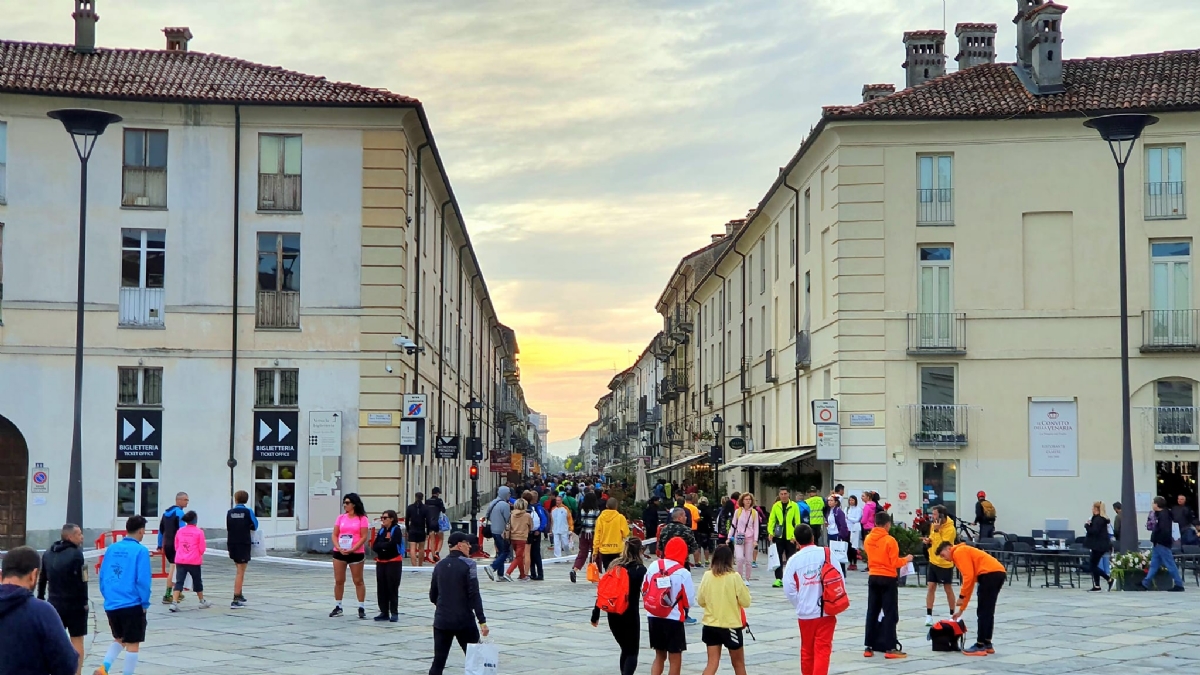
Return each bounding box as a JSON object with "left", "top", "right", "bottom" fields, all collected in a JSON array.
[{"left": 1109, "top": 550, "right": 1150, "bottom": 583}]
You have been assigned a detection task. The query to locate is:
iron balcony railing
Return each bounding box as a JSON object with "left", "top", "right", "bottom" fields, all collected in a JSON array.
[
  {"left": 917, "top": 188, "right": 954, "bottom": 224},
  {"left": 256, "top": 290, "right": 300, "bottom": 329},
  {"left": 1141, "top": 309, "right": 1200, "bottom": 352},
  {"left": 119, "top": 287, "right": 165, "bottom": 327},
  {"left": 659, "top": 376, "right": 678, "bottom": 403},
  {"left": 1154, "top": 406, "right": 1199, "bottom": 449},
  {"left": 1145, "top": 181, "right": 1186, "bottom": 219},
  {"left": 907, "top": 312, "right": 966, "bottom": 354},
  {"left": 765, "top": 349, "right": 778, "bottom": 382},
  {"left": 740, "top": 357, "right": 751, "bottom": 392},
  {"left": 908, "top": 404, "right": 969, "bottom": 447}
]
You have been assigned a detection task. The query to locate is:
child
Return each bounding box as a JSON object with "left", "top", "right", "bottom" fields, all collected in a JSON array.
[
  {"left": 169, "top": 511, "right": 211, "bottom": 611},
  {"left": 696, "top": 545, "right": 752, "bottom": 675}
]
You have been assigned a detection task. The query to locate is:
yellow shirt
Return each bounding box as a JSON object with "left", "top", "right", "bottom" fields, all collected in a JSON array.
[
  {"left": 593, "top": 509, "right": 630, "bottom": 554},
  {"left": 696, "top": 570, "right": 752, "bottom": 629},
  {"left": 927, "top": 519, "right": 957, "bottom": 569}
]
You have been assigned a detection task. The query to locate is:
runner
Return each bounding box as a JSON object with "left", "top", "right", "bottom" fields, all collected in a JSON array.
[
  {"left": 428, "top": 532, "right": 489, "bottom": 675},
  {"left": 594, "top": 497, "right": 631, "bottom": 572},
  {"left": 372, "top": 509, "right": 404, "bottom": 622},
  {"left": 168, "top": 511, "right": 212, "bottom": 611},
  {"left": 569, "top": 493, "right": 597, "bottom": 583},
  {"left": 552, "top": 494, "right": 575, "bottom": 558},
  {"left": 783, "top": 524, "right": 840, "bottom": 675},
  {"left": 730, "top": 494, "right": 759, "bottom": 583},
  {"left": 225, "top": 490, "right": 258, "bottom": 609},
  {"left": 97, "top": 515, "right": 153, "bottom": 675},
  {"left": 426, "top": 487, "right": 447, "bottom": 562},
  {"left": 483, "top": 486, "right": 513, "bottom": 582},
  {"left": 37, "top": 523, "right": 89, "bottom": 674},
  {"left": 156, "top": 491, "right": 187, "bottom": 604},
  {"left": 643, "top": 538, "right": 695, "bottom": 675},
  {"left": 2, "top": 545, "right": 80, "bottom": 675},
  {"left": 696, "top": 545, "right": 752, "bottom": 675},
  {"left": 330, "top": 492, "right": 370, "bottom": 618},
  {"left": 406, "top": 492, "right": 430, "bottom": 567},
  {"left": 805, "top": 487, "right": 826, "bottom": 544},
  {"left": 590, "top": 537, "right": 647, "bottom": 675},
  {"left": 938, "top": 541, "right": 1007, "bottom": 655},
  {"left": 767, "top": 488, "right": 803, "bottom": 588},
  {"left": 862, "top": 511, "right": 912, "bottom": 659}
]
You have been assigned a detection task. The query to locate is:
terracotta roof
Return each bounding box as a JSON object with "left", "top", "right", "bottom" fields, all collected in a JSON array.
[
  {"left": 904, "top": 30, "right": 946, "bottom": 41},
  {"left": 0, "top": 40, "right": 417, "bottom": 106},
  {"left": 955, "top": 23, "right": 997, "bottom": 34},
  {"left": 1028, "top": 2, "right": 1068, "bottom": 18},
  {"left": 824, "top": 49, "right": 1200, "bottom": 120}
]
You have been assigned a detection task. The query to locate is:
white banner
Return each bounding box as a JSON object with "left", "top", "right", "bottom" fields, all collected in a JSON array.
[{"left": 1029, "top": 400, "right": 1078, "bottom": 477}]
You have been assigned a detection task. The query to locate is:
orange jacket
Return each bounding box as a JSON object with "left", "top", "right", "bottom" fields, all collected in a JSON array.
[
  {"left": 947, "top": 544, "right": 1006, "bottom": 610},
  {"left": 863, "top": 527, "right": 908, "bottom": 578},
  {"left": 685, "top": 503, "right": 700, "bottom": 531}
]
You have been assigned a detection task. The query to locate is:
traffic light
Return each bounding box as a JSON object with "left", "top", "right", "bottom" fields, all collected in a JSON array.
[{"left": 469, "top": 463, "right": 479, "bottom": 481}]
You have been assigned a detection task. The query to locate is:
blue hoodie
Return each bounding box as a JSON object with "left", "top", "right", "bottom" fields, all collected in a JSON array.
[
  {"left": 99, "top": 536, "right": 152, "bottom": 611},
  {"left": 0, "top": 583, "right": 79, "bottom": 675}
]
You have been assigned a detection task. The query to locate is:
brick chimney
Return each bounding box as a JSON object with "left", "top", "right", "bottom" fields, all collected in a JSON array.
[
  {"left": 72, "top": 0, "right": 99, "bottom": 54},
  {"left": 862, "top": 84, "right": 896, "bottom": 102},
  {"left": 163, "top": 27, "right": 193, "bottom": 52},
  {"left": 902, "top": 30, "right": 947, "bottom": 88},
  {"left": 711, "top": 234, "right": 725, "bottom": 244},
  {"left": 1012, "top": 1, "right": 1067, "bottom": 95},
  {"left": 1013, "top": 0, "right": 1044, "bottom": 69},
  {"left": 955, "top": 23, "right": 997, "bottom": 70}
]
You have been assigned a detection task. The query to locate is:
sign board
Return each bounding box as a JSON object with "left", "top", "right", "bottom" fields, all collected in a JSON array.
[
  {"left": 403, "top": 394, "right": 427, "bottom": 419},
  {"left": 367, "top": 413, "right": 394, "bottom": 426},
  {"left": 816, "top": 424, "right": 841, "bottom": 461},
  {"left": 309, "top": 412, "right": 342, "bottom": 457},
  {"left": 728, "top": 437, "right": 746, "bottom": 451},
  {"left": 898, "top": 491, "right": 908, "bottom": 501},
  {"left": 511, "top": 452, "right": 524, "bottom": 473},
  {"left": 254, "top": 410, "right": 299, "bottom": 461},
  {"left": 31, "top": 463, "right": 48, "bottom": 494},
  {"left": 710, "top": 444, "right": 724, "bottom": 465},
  {"left": 466, "top": 436, "right": 484, "bottom": 461},
  {"left": 1028, "top": 400, "right": 1078, "bottom": 477},
  {"left": 117, "top": 409, "right": 162, "bottom": 461},
  {"left": 850, "top": 413, "right": 875, "bottom": 427},
  {"left": 812, "top": 399, "right": 838, "bottom": 425},
  {"left": 490, "top": 447, "right": 511, "bottom": 473},
  {"left": 435, "top": 436, "right": 460, "bottom": 460}
]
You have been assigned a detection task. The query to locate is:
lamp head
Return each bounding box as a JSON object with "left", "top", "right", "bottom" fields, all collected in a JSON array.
[
  {"left": 47, "top": 108, "right": 123, "bottom": 137},
  {"left": 711, "top": 414, "right": 724, "bottom": 434},
  {"left": 1083, "top": 113, "right": 1159, "bottom": 142}
]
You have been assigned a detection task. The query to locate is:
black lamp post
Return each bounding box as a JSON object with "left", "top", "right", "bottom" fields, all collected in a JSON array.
[
  {"left": 1084, "top": 113, "right": 1159, "bottom": 554},
  {"left": 465, "top": 396, "right": 484, "bottom": 532},
  {"left": 48, "top": 108, "right": 122, "bottom": 528},
  {"left": 711, "top": 414, "right": 724, "bottom": 497}
]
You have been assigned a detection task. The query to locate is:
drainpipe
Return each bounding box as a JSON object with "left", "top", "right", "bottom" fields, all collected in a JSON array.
[
  {"left": 436, "top": 199, "right": 451, "bottom": 492},
  {"left": 730, "top": 244, "right": 749, "bottom": 464},
  {"left": 783, "top": 177, "right": 802, "bottom": 450},
  {"left": 408, "top": 141, "right": 429, "bottom": 505},
  {"left": 457, "top": 244, "right": 471, "bottom": 434},
  {"left": 712, "top": 269, "right": 729, "bottom": 459},
  {"left": 227, "top": 104, "right": 241, "bottom": 500}
]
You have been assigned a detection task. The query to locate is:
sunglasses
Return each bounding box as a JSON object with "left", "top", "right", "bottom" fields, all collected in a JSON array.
[{"left": 343, "top": 501, "right": 353, "bottom": 505}]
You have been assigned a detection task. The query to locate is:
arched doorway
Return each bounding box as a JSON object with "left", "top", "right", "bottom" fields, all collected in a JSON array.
[{"left": 0, "top": 415, "right": 29, "bottom": 550}]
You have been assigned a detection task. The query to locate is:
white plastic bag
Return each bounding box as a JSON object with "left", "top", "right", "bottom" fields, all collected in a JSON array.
[
  {"left": 768, "top": 544, "right": 781, "bottom": 571},
  {"left": 898, "top": 561, "right": 916, "bottom": 577},
  {"left": 829, "top": 540, "right": 849, "bottom": 565},
  {"left": 465, "top": 641, "right": 500, "bottom": 675}
]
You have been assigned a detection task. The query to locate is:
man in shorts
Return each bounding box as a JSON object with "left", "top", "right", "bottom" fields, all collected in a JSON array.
[
  {"left": 156, "top": 491, "right": 188, "bottom": 604},
  {"left": 426, "top": 487, "right": 447, "bottom": 561},
  {"left": 226, "top": 490, "right": 259, "bottom": 608},
  {"left": 98, "top": 515, "right": 152, "bottom": 675},
  {"left": 37, "top": 523, "right": 90, "bottom": 675}
]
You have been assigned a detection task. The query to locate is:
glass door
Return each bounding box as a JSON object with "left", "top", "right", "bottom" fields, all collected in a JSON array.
[
  {"left": 1151, "top": 241, "right": 1192, "bottom": 346},
  {"left": 254, "top": 462, "right": 296, "bottom": 550},
  {"left": 918, "top": 247, "right": 953, "bottom": 348},
  {"left": 920, "top": 460, "right": 958, "bottom": 520}
]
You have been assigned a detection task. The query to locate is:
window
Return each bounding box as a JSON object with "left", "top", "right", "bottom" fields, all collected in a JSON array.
[
  {"left": 917, "top": 155, "right": 953, "bottom": 224},
  {"left": 118, "top": 367, "right": 162, "bottom": 406},
  {"left": 760, "top": 305, "right": 767, "bottom": 355},
  {"left": 804, "top": 272, "right": 810, "bottom": 327},
  {"left": 120, "top": 229, "right": 165, "bottom": 327},
  {"left": 254, "top": 462, "right": 296, "bottom": 518},
  {"left": 0, "top": 121, "right": 6, "bottom": 203},
  {"left": 747, "top": 318, "right": 753, "bottom": 364},
  {"left": 1156, "top": 379, "right": 1196, "bottom": 448},
  {"left": 1146, "top": 146, "right": 1185, "bottom": 218},
  {"left": 789, "top": 204, "right": 796, "bottom": 267},
  {"left": 759, "top": 238, "right": 766, "bottom": 293},
  {"left": 256, "top": 233, "right": 301, "bottom": 329},
  {"left": 803, "top": 189, "right": 811, "bottom": 254},
  {"left": 122, "top": 129, "right": 167, "bottom": 208},
  {"left": 116, "top": 461, "right": 159, "bottom": 518},
  {"left": 258, "top": 134, "right": 302, "bottom": 211},
  {"left": 917, "top": 247, "right": 953, "bottom": 347},
  {"left": 255, "top": 368, "right": 299, "bottom": 407},
  {"left": 0, "top": 223, "right": 4, "bottom": 324},
  {"left": 773, "top": 222, "right": 780, "bottom": 280},
  {"left": 1149, "top": 241, "right": 1193, "bottom": 346},
  {"left": 789, "top": 282, "right": 797, "bottom": 335},
  {"left": 747, "top": 254, "right": 753, "bottom": 296}
]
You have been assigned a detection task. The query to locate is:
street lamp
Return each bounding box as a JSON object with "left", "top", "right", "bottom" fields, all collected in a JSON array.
[
  {"left": 1084, "top": 113, "right": 1159, "bottom": 554},
  {"left": 711, "top": 414, "right": 725, "bottom": 497},
  {"left": 465, "top": 396, "right": 484, "bottom": 532},
  {"left": 48, "top": 108, "right": 123, "bottom": 527}
]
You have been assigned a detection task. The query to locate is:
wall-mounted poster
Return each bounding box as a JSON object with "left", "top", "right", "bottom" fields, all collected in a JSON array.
[{"left": 1029, "top": 399, "right": 1078, "bottom": 477}]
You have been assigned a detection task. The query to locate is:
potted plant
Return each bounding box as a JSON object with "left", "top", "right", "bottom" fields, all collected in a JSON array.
[{"left": 1111, "top": 550, "right": 1176, "bottom": 591}]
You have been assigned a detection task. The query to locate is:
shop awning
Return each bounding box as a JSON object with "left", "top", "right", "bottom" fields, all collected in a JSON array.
[
  {"left": 647, "top": 453, "right": 706, "bottom": 477},
  {"left": 721, "top": 446, "right": 814, "bottom": 469}
]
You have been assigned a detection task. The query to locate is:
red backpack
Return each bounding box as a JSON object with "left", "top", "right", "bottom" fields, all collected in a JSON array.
[
  {"left": 596, "top": 565, "right": 630, "bottom": 615},
  {"left": 819, "top": 548, "right": 850, "bottom": 616},
  {"left": 643, "top": 559, "right": 684, "bottom": 618}
]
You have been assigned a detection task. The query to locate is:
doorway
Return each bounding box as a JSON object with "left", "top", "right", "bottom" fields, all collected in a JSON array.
[
  {"left": 0, "top": 415, "right": 29, "bottom": 550},
  {"left": 1156, "top": 460, "right": 1198, "bottom": 512},
  {"left": 254, "top": 462, "right": 297, "bottom": 550},
  {"left": 920, "top": 459, "right": 959, "bottom": 520}
]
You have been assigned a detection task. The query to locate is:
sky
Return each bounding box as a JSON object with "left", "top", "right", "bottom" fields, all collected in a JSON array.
[{"left": 7, "top": 0, "right": 1200, "bottom": 457}]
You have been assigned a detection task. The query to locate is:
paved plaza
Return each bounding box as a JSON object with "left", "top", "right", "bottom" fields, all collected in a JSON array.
[{"left": 80, "top": 553, "right": 1198, "bottom": 675}]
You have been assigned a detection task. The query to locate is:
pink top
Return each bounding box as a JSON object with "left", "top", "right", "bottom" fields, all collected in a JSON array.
[
  {"left": 335, "top": 514, "right": 370, "bottom": 553},
  {"left": 173, "top": 525, "right": 206, "bottom": 565},
  {"left": 861, "top": 501, "right": 878, "bottom": 531}
]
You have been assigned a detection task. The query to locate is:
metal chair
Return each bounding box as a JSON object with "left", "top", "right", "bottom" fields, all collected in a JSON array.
[{"left": 1181, "top": 545, "right": 1200, "bottom": 587}]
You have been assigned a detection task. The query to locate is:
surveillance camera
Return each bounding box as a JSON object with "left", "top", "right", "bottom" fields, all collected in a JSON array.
[
  {"left": 393, "top": 336, "right": 417, "bottom": 349},
  {"left": 385, "top": 365, "right": 394, "bottom": 373}
]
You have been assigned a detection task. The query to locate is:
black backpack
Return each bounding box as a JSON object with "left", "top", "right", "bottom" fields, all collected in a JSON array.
[{"left": 928, "top": 619, "right": 968, "bottom": 652}]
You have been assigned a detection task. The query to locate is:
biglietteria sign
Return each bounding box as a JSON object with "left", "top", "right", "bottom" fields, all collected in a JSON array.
[
  {"left": 254, "top": 410, "right": 299, "bottom": 461},
  {"left": 117, "top": 409, "right": 162, "bottom": 460}
]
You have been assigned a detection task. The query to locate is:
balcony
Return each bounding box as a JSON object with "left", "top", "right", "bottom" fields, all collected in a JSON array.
[
  {"left": 1145, "top": 181, "right": 1186, "bottom": 219},
  {"left": 795, "top": 330, "right": 811, "bottom": 370},
  {"left": 256, "top": 290, "right": 299, "bottom": 329},
  {"left": 1141, "top": 309, "right": 1200, "bottom": 352},
  {"left": 917, "top": 188, "right": 954, "bottom": 225},
  {"left": 765, "top": 349, "right": 778, "bottom": 382},
  {"left": 908, "top": 404, "right": 969, "bottom": 447},
  {"left": 740, "top": 357, "right": 751, "bottom": 392},
  {"left": 658, "top": 376, "right": 678, "bottom": 403},
  {"left": 1154, "top": 406, "right": 1199, "bottom": 450},
  {"left": 907, "top": 313, "right": 966, "bottom": 354},
  {"left": 119, "top": 287, "right": 165, "bottom": 328},
  {"left": 672, "top": 370, "right": 689, "bottom": 394}
]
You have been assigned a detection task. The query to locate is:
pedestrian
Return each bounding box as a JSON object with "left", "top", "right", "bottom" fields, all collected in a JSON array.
[
  {"left": 426, "top": 487, "right": 448, "bottom": 562},
  {"left": 156, "top": 491, "right": 188, "bottom": 604},
  {"left": 657, "top": 507, "right": 699, "bottom": 562},
  {"left": 1083, "top": 502, "right": 1114, "bottom": 592},
  {"left": 406, "top": 492, "right": 430, "bottom": 567},
  {"left": 730, "top": 493, "right": 759, "bottom": 582},
  {"left": 97, "top": 515, "right": 153, "bottom": 675},
  {"left": 920, "top": 505, "right": 956, "bottom": 626},
  {"left": 225, "top": 490, "right": 258, "bottom": 609},
  {"left": 372, "top": 509, "right": 404, "bottom": 622},
  {"left": 37, "top": 523, "right": 89, "bottom": 675},
  {"left": 553, "top": 495, "right": 575, "bottom": 558},
  {"left": 483, "top": 486, "right": 513, "bottom": 582},
  {"left": 594, "top": 497, "right": 631, "bottom": 572},
  {"left": 1111, "top": 501, "right": 1123, "bottom": 543},
  {"left": 168, "top": 511, "right": 212, "bottom": 612},
  {"left": 330, "top": 492, "right": 370, "bottom": 617},
  {"left": 859, "top": 492, "right": 878, "bottom": 546},
  {"left": 768, "top": 488, "right": 803, "bottom": 588},
  {"left": 590, "top": 537, "right": 647, "bottom": 675},
  {"left": 715, "top": 492, "right": 739, "bottom": 550},
  {"left": 1171, "top": 494, "right": 1197, "bottom": 532},
  {"left": 428, "top": 532, "right": 489, "bottom": 675},
  {"left": 697, "top": 497, "right": 715, "bottom": 566},
  {"left": 526, "top": 490, "right": 548, "bottom": 581},
  {"left": 938, "top": 542, "right": 1007, "bottom": 655},
  {"left": 643, "top": 538, "right": 695, "bottom": 675},
  {"left": 862, "top": 511, "right": 912, "bottom": 659},
  {"left": 784, "top": 524, "right": 840, "bottom": 675},
  {"left": 1143, "top": 496, "right": 1186, "bottom": 591},
  {"left": 845, "top": 495, "right": 863, "bottom": 571},
  {"left": 2, "top": 545, "right": 79, "bottom": 675},
  {"left": 696, "top": 545, "right": 752, "bottom": 675},
  {"left": 973, "top": 491, "right": 997, "bottom": 539},
  {"left": 825, "top": 495, "right": 849, "bottom": 574},
  {"left": 506, "top": 498, "right": 534, "bottom": 581},
  {"left": 805, "top": 487, "right": 826, "bottom": 544},
  {"left": 684, "top": 494, "right": 701, "bottom": 541},
  {"left": 643, "top": 497, "right": 663, "bottom": 555}
]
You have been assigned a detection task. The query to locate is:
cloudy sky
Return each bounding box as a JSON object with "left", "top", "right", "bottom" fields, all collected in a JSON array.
[{"left": 7, "top": 0, "right": 1200, "bottom": 455}]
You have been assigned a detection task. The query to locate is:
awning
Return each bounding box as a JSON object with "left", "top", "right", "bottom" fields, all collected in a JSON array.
[
  {"left": 647, "top": 453, "right": 706, "bottom": 477},
  {"left": 721, "top": 446, "right": 814, "bottom": 469}
]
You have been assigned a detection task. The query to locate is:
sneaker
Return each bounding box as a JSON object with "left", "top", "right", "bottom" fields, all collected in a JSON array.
[
  {"left": 358, "top": 607, "right": 367, "bottom": 619},
  {"left": 925, "top": 615, "right": 934, "bottom": 627},
  {"left": 92, "top": 667, "right": 109, "bottom": 675},
  {"left": 374, "top": 613, "right": 390, "bottom": 622},
  {"left": 198, "top": 599, "right": 212, "bottom": 609},
  {"left": 518, "top": 576, "right": 530, "bottom": 582},
  {"left": 168, "top": 602, "right": 180, "bottom": 613},
  {"left": 684, "top": 617, "right": 698, "bottom": 625},
  {"left": 862, "top": 649, "right": 874, "bottom": 658},
  {"left": 963, "top": 644, "right": 989, "bottom": 656},
  {"left": 231, "top": 599, "right": 246, "bottom": 609},
  {"left": 497, "top": 575, "right": 511, "bottom": 582},
  {"left": 751, "top": 562, "right": 758, "bottom": 568},
  {"left": 1088, "top": 586, "right": 1102, "bottom": 592},
  {"left": 884, "top": 650, "right": 907, "bottom": 659},
  {"left": 1107, "top": 579, "right": 1114, "bottom": 591},
  {"left": 484, "top": 567, "right": 496, "bottom": 582},
  {"left": 161, "top": 592, "right": 174, "bottom": 605},
  {"left": 329, "top": 606, "right": 344, "bottom": 618},
  {"left": 772, "top": 580, "right": 783, "bottom": 588},
  {"left": 389, "top": 614, "right": 399, "bottom": 623},
  {"left": 1168, "top": 586, "right": 1185, "bottom": 592},
  {"left": 985, "top": 644, "right": 996, "bottom": 654},
  {"left": 569, "top": 569, "right": 577, "bottom": 583},
  {"left": 234, "top": 594, "right": 247, "bottom": 604}
]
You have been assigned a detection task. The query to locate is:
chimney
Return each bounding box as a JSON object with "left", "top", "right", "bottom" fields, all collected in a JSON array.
[
  {"left": 861, "top": 83, "right": 896, "bottom": 102},
  {"left": 1013, "top": 0, "right": 1045, "bottom": 69},
  {"left": 1012, "top": 1, "right": 1067, "bottom": 95},
  {"left": 955, "top": 23, "right": 997, "bottom": 70},
  {"left": 711, "top": 234, "right": 725, "bottom": 244},
  {"left": 72, "top": 0, "right": 99, "bottom": 54},
  {"left": 902, "top": 30, "right": 947, "bottom": 88},
  {"left": 163, "top": 27, "right": 193, "bottom": 52},
  {"left": 725, "top": 220, "right": 738, "bottom": 238}
]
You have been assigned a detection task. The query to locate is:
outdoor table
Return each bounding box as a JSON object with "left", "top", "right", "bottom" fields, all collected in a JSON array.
[{"left": 1031, "top": 547, "right": 1084, "bottom": 588}]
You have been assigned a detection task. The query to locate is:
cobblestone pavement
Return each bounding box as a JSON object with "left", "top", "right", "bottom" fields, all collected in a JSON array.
[{"left": 79, "top": 552, "right": 1198, "bottom": 675}]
